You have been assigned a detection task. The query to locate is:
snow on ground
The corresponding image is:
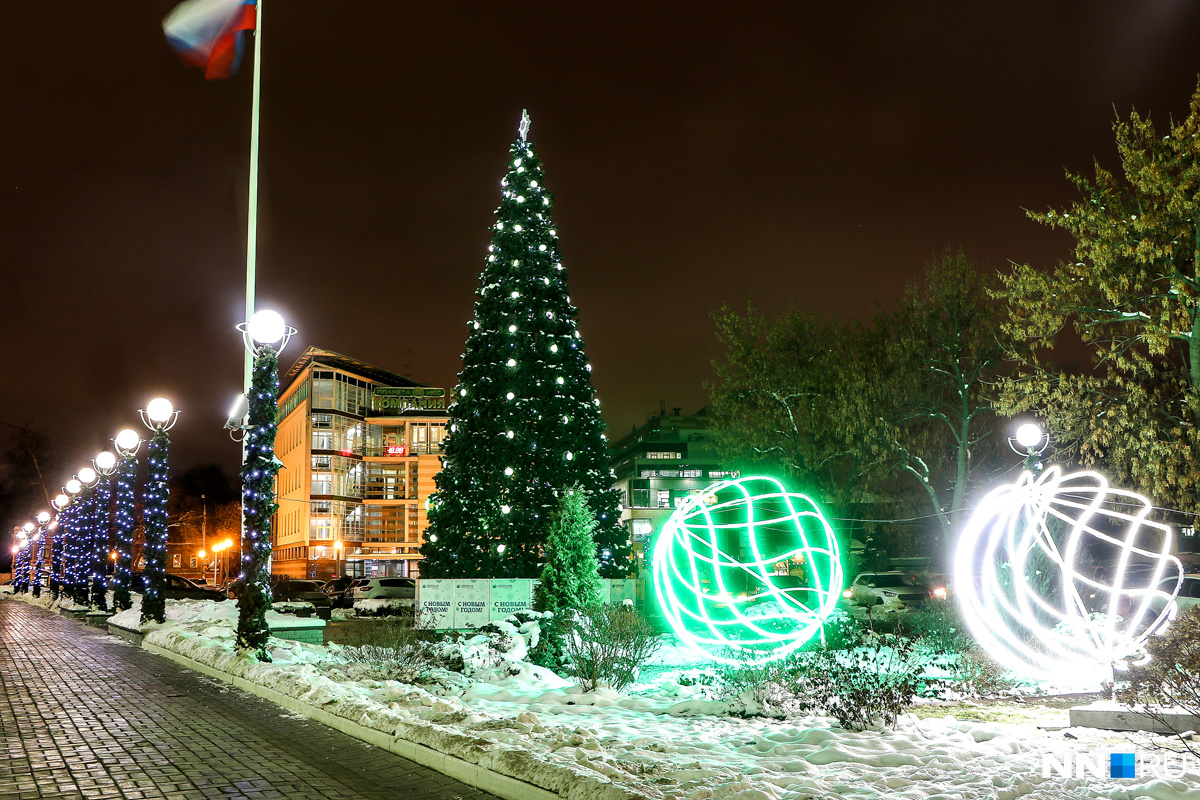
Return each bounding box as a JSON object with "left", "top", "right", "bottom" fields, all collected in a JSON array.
[{"left": 14, "top": 593, "right": 1200, "bottom": 800}]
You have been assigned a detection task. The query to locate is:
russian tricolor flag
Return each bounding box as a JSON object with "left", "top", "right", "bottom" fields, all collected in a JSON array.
[{"left": 164, "top": 0, "right": 257, "bottom": 80}]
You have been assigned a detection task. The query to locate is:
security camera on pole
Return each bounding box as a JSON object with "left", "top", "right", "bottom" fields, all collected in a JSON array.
[
  {"left": 235, "top": 309, "right": 294, "bottom": 660},
  {"left": 111, "top": 429, "right": 141, "bottom": 612},
  {"left": 140, "top": 398, "right": 179, "bottom": 624}
]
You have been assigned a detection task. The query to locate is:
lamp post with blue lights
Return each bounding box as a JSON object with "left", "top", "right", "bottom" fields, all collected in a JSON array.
[
  {"left": 140, "top": 399, "right": 179, "bottom": 624},
  {"left": 235, "top": 309, "right": 294, "bottom": 660}
]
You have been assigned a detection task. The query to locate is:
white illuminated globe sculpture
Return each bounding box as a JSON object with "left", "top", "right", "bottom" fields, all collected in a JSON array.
[
  {"left": 146, "top": 398, "right": 174, "bottom": 425},
  {"left": 247, "top": 309, "right": 286, "bottom": 344},
  {"left": 954, "top": 467, "right": 1184, "bottom": 684}
]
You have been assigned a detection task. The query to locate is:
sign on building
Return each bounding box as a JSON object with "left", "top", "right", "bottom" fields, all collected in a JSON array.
[
  {"left": 417, "top": 579, "right": 535, "bottom": 629},
  {"left": 372, "top": 386, "right": 447, "bottom": 412}
]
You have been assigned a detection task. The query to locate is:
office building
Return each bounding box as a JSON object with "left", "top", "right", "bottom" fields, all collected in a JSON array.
[{"left": 273, "top": 347, "right": 448, "bottom": 580}]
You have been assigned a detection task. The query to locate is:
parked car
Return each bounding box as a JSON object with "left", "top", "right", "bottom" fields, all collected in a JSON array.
[
  {"left": 352, "top": 577, "right": 416, "bottom": 602},
  {"left": 1, "top": 579, "right": 14, "bottom": 595},
  {"left": 845, "top": 571, "right": 933, "bottom": 608},
  {"left": 274, "top": 579, "right": 332, "bottom": 609},
  {"left": 126, "top": 572, "right": 227, "bottom": 601},
  {"left": 321, "top": 576, "right": 362, "bottom": 608},
  {"left": 1159, "top": 573, "right": 1200, "bottom": 612}
]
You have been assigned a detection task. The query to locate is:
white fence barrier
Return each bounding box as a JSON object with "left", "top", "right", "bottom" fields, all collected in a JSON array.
[{"left": 417, "top": 578, "right": 637, "bottom": 629}]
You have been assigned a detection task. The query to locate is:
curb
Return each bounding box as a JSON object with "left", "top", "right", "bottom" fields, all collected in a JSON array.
[{"left": 141, "top": 642, "right": 561, "bottom": 800}]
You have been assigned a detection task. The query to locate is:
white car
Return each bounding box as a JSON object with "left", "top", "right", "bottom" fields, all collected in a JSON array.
[
  {"left": 845, "top": 571, "right": 933, "bottom": 608},
  {"left": 1159, "top": 573, "right": 1200, "bottom": 611},
  {"left": 352, "top": 577, "right": 416, "bottom": 601},
  {"left": 1, "top": 579, "right": 15, "bottom": 595}
]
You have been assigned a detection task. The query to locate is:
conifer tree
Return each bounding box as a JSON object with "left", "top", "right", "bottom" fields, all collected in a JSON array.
[
  {"left": 421, "top": 112, "right": 627, "bottom": 579},
  {"left": 534, "top": 487, "right": 604, "bottom": 614}
]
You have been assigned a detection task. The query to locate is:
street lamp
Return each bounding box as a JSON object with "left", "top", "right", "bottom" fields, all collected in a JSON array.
[
  {"left": 1009, "top": 421, "right": 1049, "bottom": 473},
  {"left": 86, "top": 450, "right": 119, "bottom": 612},
  {"left": 32, "top": 511, "right": 51, "bottom": 597},
  {"left": 334, "top": 540, "right": 343, "bottom": 578},
  {"left": 111, "top": 430, "right": 141, "bottom": 613},
  {"left": 235, "top": 309, "right": 296, "bottom": 660},
  {"left": 139, "top": 398, "right": 179, "bottom": 624}
]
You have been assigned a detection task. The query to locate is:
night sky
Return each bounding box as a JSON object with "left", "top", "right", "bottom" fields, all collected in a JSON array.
[{"left": 3, "top": 1, "right": 1200, "bottom": 489}]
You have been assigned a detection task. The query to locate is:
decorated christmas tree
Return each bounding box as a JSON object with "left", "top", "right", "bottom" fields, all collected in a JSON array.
[
  {"left": 111, "top": 454, "right": 137, "bottom": 612},
  {"left": 421, "top": 112, "right": 628, "bottom": 579}
]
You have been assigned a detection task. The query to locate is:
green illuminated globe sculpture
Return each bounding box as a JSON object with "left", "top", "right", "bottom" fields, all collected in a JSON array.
[{"left": 653, "top": 476, "right": 843, "bottom": 664}]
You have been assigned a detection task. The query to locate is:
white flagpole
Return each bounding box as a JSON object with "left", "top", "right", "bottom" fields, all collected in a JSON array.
[
  {"left": 243, "top": 0, "right": 264, "bottom": 577},
  {"left": 244, "top": 0, "right": 263, "bottom": 393}
]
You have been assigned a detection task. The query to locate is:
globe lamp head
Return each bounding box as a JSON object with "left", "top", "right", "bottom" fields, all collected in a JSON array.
[
  {"left": 78, "top": 467, "right": 97, "bottom": 485},
  {"left": 1015, "top": 423, "right": 1044, "bottom": 449},
  {"left": 115, "top": 429, "right": 140, "bottom": 452},
  {"left": 66, "top": 479, "right": 82, "bottom": 495},
  {"left": 247, "top": 310, "right": 286, "bottom": 345},
  {"left": 95, "top": 451, "right": 116, "bottom": 472},
  {"left": 22, "top": 522, "right": 33, "bottom": 533},
  {"left": 146, "top": 398, "right": 174, "bottom": 424},
  {"left": 54, "top": 493, "right": 69, "bottom": 508},
  {"left": 36, "top": 511, "right": 50, "bottom": 524}
]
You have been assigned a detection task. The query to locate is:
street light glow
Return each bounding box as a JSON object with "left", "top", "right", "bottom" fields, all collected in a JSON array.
[
  {"left": 78, "top": 467, "right": 97, "bottom": 485},
  {"left": 247, "top": 309, "right": 286, "bottom": 344},
  {"left": 95, "top": 451, "right": 117, "bottom": 471},
  {"left": 65, "top": 479, "right": 82, "bottom": 495},
  {"left": 115, "top": 429, "right": 140, "bottom": 452},
  {"left": 146, "top": 397, "right": 174, "bottom": 424}
]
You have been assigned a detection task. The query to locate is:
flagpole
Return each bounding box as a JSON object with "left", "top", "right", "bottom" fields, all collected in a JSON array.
[
  {"left": 244, "top": 0, "right": 263, "bottom": 393},
  {"left": 244, "top": 0, "right": 263, "bottom": 576}
]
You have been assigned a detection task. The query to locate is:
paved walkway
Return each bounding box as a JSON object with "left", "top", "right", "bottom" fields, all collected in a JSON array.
[{"left": 0, "top": 600, "right": 494, "bottom": 800}]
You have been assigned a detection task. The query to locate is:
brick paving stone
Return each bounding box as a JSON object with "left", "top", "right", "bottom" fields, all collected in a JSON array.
[{"left": 0, "top": 601, "right": 495, "bottom": 800}]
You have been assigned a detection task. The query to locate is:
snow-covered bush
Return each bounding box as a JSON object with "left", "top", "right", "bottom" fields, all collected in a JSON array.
[
  {"left": 717, "top": 628, "right": 929, "bottom": 729},
  {"left": 354, "top": 598, "right": 415, "bottom": 617},
  {"left": 332, "top": 613, "right": 441, "bottom": 683},
  {"left": 1120, "top": 605, "right": 1200, "bottom": 757},
  {"left": 561, "top": 603, "right": 659, "bottom": 691}
]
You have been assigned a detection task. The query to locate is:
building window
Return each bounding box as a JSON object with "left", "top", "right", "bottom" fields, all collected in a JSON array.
[
  {"left": 680, "top": 469, "right": 703, "bottom": 478},
  {"left": 708, "top": 470, "right": 741, "bottom": 479},
  {"left": 631, "top": 488, "right": 650, "bottom": 507},
  {"left": 644, "top": 451, "right": 682, "bottom": 460},
  {"left": 656, "top": 490, "right": 671, "bottom": 508}
]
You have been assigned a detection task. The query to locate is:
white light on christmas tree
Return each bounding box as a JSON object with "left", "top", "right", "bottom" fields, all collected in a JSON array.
[
  {"left": 507, "top": 359, "right": 517, "bottom": 367},
  {"left": 501, "top": 505, "right": 511, "bottom": 514},
  {"left": 505, "top": 467, "right": 514, "bottom": 476},
  {"left": 506, "top": 392, "right": 515, "bottom": 400},
  {"left": 509, "top": 325, "right": 517, "bottom": 332}
]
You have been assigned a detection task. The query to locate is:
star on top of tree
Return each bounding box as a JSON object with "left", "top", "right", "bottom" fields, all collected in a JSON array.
[{"left": 519, "top": 109, "right": 531, "bottom": 141}]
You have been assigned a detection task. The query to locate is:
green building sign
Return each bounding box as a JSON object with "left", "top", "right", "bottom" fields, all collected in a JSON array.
[{"left": 372, "top": 386, "right": 447, "bottom": 412}]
